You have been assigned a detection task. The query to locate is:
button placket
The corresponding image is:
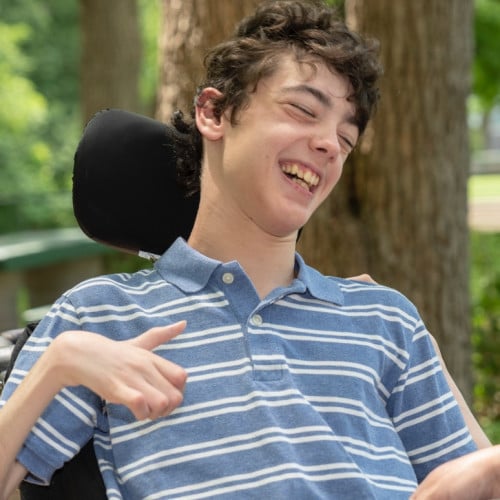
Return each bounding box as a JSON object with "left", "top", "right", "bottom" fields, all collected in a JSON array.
[
  {"left": 215, "top": 265, "right": 284, "bottom": 381},
  {"left": 247, "top": 307, "right": 284, "bottom": 381}
]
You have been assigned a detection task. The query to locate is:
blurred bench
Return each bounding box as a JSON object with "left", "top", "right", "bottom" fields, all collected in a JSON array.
[{"left": 0, "top": 227, "right": 115, "bottom": 332}]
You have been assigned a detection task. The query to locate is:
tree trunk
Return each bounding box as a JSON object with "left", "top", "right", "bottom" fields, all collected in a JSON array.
[
  {"left": 80, "top": 0, "right": 141, "bottom": 124},
  {"left": 298, "top": 0, "right": 474, "bottom": 399},
  {"left": 157, "top": 0, "right": 260, "bottom": 123}
]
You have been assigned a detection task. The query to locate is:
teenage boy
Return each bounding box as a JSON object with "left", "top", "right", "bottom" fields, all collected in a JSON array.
[{"left": 0, "top": 1, "right": 482, "bottom": 498}]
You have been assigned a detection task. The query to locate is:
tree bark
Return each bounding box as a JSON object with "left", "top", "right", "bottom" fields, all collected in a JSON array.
[
  {"left": 298, "top": 0, "right": 474, "bottom": 399},
  {"left": 80, "top": 0, "right": 141, "bottom": 124},
  {"left": 157, "top": 0, "right": 260, "bottom": 123}
]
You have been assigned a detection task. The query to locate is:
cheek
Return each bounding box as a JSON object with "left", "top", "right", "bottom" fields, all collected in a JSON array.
[{"left": 323, "top": 162, "right": 344, "bottom": 194}]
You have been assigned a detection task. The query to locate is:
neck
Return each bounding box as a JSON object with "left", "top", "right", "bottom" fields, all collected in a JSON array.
[{"left": 188, "top": 201, "right": 297, "bottom": 299}]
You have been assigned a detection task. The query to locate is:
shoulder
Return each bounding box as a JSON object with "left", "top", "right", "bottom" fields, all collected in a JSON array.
[
  {"left": 331, "top": 276, "right": 422, "bottom": 329},
  {"left": 63, "top": 267, "right": 165, "bottom": 305},
  {"left": 36, "top": 266, "right": 173, "bottom": 337},
  {"left": 299, "top": 258, "right": 419, "bottom": 318},
  {"left": 297, "top": 253, "right": 414, "bottom": 305},
  {"left": 334, "top": 276, "right": 417, "bottom": 310}
]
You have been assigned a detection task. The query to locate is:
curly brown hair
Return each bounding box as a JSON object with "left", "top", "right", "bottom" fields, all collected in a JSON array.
[{"left": 172, "top": 0, "right": 382, "bottom": 196}]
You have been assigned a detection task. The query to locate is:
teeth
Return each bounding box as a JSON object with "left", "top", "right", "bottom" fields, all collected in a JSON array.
[
  {"left": 294, "top": 178, "right": 310, "bottom": 190},
  {"left": 280, "top": 163, "right": 319, "bottom": 189}
]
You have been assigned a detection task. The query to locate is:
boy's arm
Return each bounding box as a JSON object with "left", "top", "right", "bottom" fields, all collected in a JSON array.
[
  {"left": 0, "top": 335, "right": 66, "bottom": 499},
  {"left": 3, "top": 462, "right": 28, "bottom": 500},
  {"left": 0, "top": 322, "right": 187, "bottom": 499}
]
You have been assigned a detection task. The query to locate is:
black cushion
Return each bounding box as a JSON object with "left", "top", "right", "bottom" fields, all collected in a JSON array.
[{"left": 73, "top": 109, "right": 199, "bottom": 256}]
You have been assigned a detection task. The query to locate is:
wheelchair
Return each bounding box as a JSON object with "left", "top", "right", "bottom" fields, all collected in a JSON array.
[{"left": 2, "top": 109, "right": 199, "bottom": 499}]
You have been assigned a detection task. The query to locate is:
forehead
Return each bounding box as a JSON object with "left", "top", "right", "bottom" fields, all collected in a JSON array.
[
  {"left": 260, "top": 55, "right": 352, "bottom": 102},
  {"left": 254, "top": 55, "right": 357, "bottom": 122}
]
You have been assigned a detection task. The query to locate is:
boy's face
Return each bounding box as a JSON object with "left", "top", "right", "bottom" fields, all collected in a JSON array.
[{"left": 203, "top": 55, "right": 359, "bottom": 238}]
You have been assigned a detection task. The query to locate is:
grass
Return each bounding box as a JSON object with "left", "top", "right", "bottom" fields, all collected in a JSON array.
[
  {"left": 470, "top": 230, "right": 500, "bottom": 443},
  {"left": 469, "top": 174, "right": 500, "bottom": 200}
]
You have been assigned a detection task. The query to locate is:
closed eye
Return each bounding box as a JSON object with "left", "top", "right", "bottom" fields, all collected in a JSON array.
[
  {"left": 340, "top": 135, "right": 355, "bottom": 152},
  {"left": 290, "top": 102, "right": 316, "bottom": 118}
]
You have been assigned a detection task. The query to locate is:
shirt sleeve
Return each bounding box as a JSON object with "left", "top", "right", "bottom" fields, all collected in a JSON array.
[
  {"left": 0, "top": 294, "right": 105, "bottom": 485},
  {"left": 386, "top": 318, "right": 477, "bottom": 482}
]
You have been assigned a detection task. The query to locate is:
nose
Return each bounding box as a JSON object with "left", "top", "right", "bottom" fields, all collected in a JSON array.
[{"left": 308, "top": 130, "right": 341, "bottom": 158}]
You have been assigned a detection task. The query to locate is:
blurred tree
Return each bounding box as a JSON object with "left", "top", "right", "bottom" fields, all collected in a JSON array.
[
  {"left": 473, "top": 0, "right": 500, "bottom": 147},
  {"left": 474, "top": 0, "right": 500, "bottom": 110},
  {"left": 0, "top": 0, "right": 80, "bottom": 188},
  {"left": 0, "top": 20, "right": 72, "bottom": 231},
  {"left": 0, "top": 0, "right": 160, "bottom": 233},
  {"left": 299, "top": 0, "right": 474, "bottom": 398},
  {"left": 138, "top": 0, "right": 162, "bottom": 116},
  {"left": 156, "top": 0, "right": 261, "bottom": 123},
  {"left": 0, "top": 1, "right": 79, "bottom": 107},
  {"left": 0, "top": 1, "right": 80, "bottom": 231},
  {"left": 80, "top": 0, "right": 141, "bottom": 123}
]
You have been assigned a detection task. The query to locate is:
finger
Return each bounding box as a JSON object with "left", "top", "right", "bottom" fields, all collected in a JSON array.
[
  {"left": 127, "top": 374, "right": 184, "bottom": 420},
  {"left": 153, "top": 356, "right": 188, "bottom": 391},
  {"left": 109, "top": 385, "right": 151, "bottom": 420},
  {"left": 348, "top": 273, "right": 377, "bottom": 284},
  {"left": 147, "top": 385, "right": 184, "bottom": 420},
  {"left": 105, "top": 373, "right": 183, "bottom": 420},
  {"left": 131, "top": 321, "right": 187, "bottom": 351}
]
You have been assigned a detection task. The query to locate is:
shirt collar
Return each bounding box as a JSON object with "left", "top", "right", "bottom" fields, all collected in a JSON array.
[
  {"left": 155, "top": 238, "right": 221, "bottom": 293},
  {"left": 156, "top": 237, "right": 344, "bottom": 305},
  {"left": 294, "top": 253, "right": 344, "bottom": 305}
]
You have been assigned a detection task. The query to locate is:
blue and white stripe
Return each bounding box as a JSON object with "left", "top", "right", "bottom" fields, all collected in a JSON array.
[{"left": 1, "top": 238, "right": 476, "bottom": 498}]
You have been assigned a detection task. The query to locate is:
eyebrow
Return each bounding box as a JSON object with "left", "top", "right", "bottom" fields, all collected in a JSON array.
[
  {"left": 281, "top": 84, "right": 359, "bottom": 128},
  {"left": 283, "top": 84, "right": 332, "bottom": 107}
]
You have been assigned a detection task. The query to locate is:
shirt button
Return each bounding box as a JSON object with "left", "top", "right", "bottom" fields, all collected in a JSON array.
[
  {"left": 251, "top": 314, "right": 263, "bottom": 326},
  {"left": 222, "top": 272, "right": 234, "bottom": 284}
]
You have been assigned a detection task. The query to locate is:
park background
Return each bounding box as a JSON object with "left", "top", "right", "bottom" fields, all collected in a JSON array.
[{"left": 0, "top": 0, "right": 499, "bottom": 444}]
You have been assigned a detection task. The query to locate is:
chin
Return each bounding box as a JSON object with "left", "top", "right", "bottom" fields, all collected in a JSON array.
[
  {"left": 259, "top": 208, "right": 311, "bottom": 239},
  {"left": 266, "top": 222, "right": 305, "bottom": 240}
]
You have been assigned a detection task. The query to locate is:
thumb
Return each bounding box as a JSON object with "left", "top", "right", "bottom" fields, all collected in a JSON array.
[{"left": 130, "top": 321, "right": 187, "bottom": 351}]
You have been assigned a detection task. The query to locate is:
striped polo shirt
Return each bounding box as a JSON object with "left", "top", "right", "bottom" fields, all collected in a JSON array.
[{"left": 2, "top": 238, "right": 476, "bottom": 499}]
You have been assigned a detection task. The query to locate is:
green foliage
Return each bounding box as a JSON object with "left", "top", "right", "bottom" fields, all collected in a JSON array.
[
  {"left": 0, "top": 0, "right": 80, "bottom": 232},
  {"left": 474, "top": 0, "right": 500, "bottom": 111},
  {"left": 471, "top": 232, "right": 500, "bottom": 424},
  {"left": 138, "top": 0, "right": 161, "bottom": 114},
  {"left": 0, "top": 23, "right": 45, "bottom": 126},
  {"left": 0, "top": 0, "right": 80, "bottom": 106},
  {"left": 482, "top": 418, "right": 500, "bottom": 443},
  {"left": 0, "top": 1, "right": 161, "bottom": 233},
  {"left": 0, "top": 20, "right": 58, "bottom": 231}
]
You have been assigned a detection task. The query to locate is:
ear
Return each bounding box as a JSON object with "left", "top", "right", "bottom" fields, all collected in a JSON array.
[{"left": 195, "top": 87, "right": 225, "bottom": 141}]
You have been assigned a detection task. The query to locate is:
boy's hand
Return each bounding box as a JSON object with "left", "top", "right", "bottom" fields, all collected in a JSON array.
[
  {"left": 53, "top": 321, "right": 188, "bottom": 420},
  {"left": 410, "top": 446, "right": 500, "bottom": 500}
]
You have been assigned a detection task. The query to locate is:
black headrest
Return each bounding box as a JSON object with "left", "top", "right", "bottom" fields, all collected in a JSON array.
[{"left": 73, "top": 109, "right": 199, "bottom": 256}]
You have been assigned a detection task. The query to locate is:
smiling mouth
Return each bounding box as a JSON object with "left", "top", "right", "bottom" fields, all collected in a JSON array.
[{"left": 280, "top": 162, "right": 320, "bottom": 192}]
